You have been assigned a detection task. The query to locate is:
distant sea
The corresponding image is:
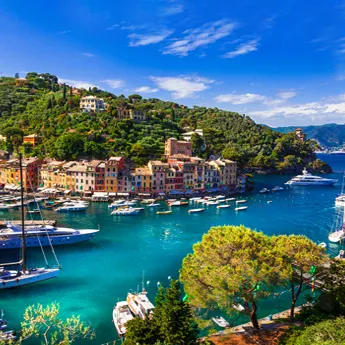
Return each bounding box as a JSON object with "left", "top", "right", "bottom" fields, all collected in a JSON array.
[{"left": 1, "top": 153, "right": 344, "bottom": 344}]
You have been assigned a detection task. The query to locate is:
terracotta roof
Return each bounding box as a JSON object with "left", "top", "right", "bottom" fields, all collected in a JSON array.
[{"left": 135, "top": 167, "right": 152, "bottom": 176}]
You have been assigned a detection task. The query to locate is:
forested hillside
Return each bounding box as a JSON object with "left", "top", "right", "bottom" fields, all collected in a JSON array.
[
  {"left": 0, "top": 73, "right": 330, "bottom": 171},
  {"left": 275, "top": 124, "right": 345, "bottom": 149}
]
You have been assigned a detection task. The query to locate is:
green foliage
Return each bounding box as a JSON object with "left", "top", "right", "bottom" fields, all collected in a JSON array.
[
  {"left": 180, "top": 225, "right": 288, "bottom": 329},
  {"left": 7, "top": 302, "right": 95, "bottom": 345},
  {"left": 0, "top": 73, "right": 324, "bottom": 167},
  {"left": 124, "top": 280, "right": 199, "bottom": 345}
]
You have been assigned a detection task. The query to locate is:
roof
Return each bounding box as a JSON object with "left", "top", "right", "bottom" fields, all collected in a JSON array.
[
  {"left": 149, "top": 160, "right": 169, "bottom": 166},
  {"left": 169, "top": 154, "right": 191, "bottom": 159},
  {"left": 24, "top": 134, "right": 39, "bottom": 138},
  {"left": 190, "top": 157, "right": 205, "bottom": 161},
  {"left": 81, "top": 95, "right": 104, "bottom": 100},
  {"left": 66, "top": 164, "right": 88, "bottom": 173},
  {"left": 135, "top": 167, "right": 152, "bottom": 176},
  {"left": 88, "top": 160, "right": 102, "bottom": 168},
  {"left": 108, "top": 157, "right": 123, "bottom": 162}
]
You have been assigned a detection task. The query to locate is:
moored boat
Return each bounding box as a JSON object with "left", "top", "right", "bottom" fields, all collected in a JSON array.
[
  {"left": 217, "top": 205, "right": 231, "bottom": 209},
  {"left": 329, "top": 206, "right": 345, "bottom": 243},
  {"left": 169, "top": 201, "right": 188, "bottom": 206},
  {"left": 236, "top": 200, "right": 247, "bottom": 204},
  {"left": 272, "top": 186, "right": 284, "bottom": 192},
  {"left": 285, "top": 168, "right": 337, "bottom": 186},
  {"left": 188, "top": 208, "right": 205, "bottom": 213},
  {"left": 259, "top": 188, "right": 270, "bottom": 194},
  {"left": 111, "top": 207, "right": 139, "bottom": 216},
  {"left": 212, "top": 316, "right": 229, "bottom": 328},
  {"left": 235, "top": 206, "right": 248, "bottom": 211},
  {"left": 126, "top": 290, "right": 154, "bottom": 320},
  {"left": 55, "top": 202, "right": 88, "bottom": 212},
  {"left": 156, "top": 210, "right": 172, "bottom": 215},
  {"left": 112, "top": 301, "right": 134, "bottom": 337}
]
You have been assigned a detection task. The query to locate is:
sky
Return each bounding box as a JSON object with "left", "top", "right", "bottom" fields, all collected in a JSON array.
[{"left": 1, "top": 0, "right": 345, "bottom": 127}]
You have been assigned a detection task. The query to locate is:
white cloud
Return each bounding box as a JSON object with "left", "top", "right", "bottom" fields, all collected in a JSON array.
[
  {"left": 129, "top": 30, "right": 173, "bottom": 47},
  {"left": 215, "top": 93, "right": 266, "bottom": 104},
  {"left": 222, "top": 38, "right": 260, "bottom": 58},
  {"left": 134, "top": 86, "right": 159, "bottom": 93},
  {"left": 151, "top": 76, "right": 214, "bottom": 98},
  {"left": 163, "top": 20, "right": 236, "bottom": 56},
  {"left": 59, "top": 78, "right": 98, "bottom": 89},
  {"left": 161, "top": 4, "right": 184, "bottom": 16},
  {"left": 82, "top": 52, "right": 94, "bottom": 57},
  {"left": 101, "top": 79, "right": 125, "bottom": 89},
  {"left": 58, "top": 30, "right": 71, "bottom": 35},
  {"left": 277, "top": 91, "right": 296, "bottom": 99}
]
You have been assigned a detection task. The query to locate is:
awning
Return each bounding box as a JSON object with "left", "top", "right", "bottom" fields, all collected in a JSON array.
[
  {"left": 158, "top": 192, "right": 166, "bottom": 196},
  {"left": 109, "top": 192, "right": 116, "bottom": 197},
  {"left": 138, "top": 193, "right": 151, "bottom": 196},
  {"left": 64, "top": 190, "right": 71, "bottom": 194},
  {"left": 117, "top": 192, "right": 129, "bottom": 196},
  {"left": 93, "top": 192, "right": 108, "bottom": 197}
]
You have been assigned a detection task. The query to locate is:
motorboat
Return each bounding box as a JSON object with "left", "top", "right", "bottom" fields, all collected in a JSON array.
[
  {"left": 169, "top": 201, "right": 188, "bottom": 206},
  {"left": 188, "top": 208, "right": 205, "bottom": 213},
  {"left": 217, "top": 205, "right": 231, "bottom": 209},
  {"left": 141, "top": 199, "right": 155, "bottom": 204},
  {"left": 27, "top": 208, "right": 41, "bottom": 215},
  {"left": 259, "top": 188, "right": 270, "bottom": 194},
  {"left": 335, "top": 195, "right": 345, "bottom": 207},
  {"left": 156, "top": 210, "right": 172, "bottom": 215},
  {"left": 0, "top": 223, "right": 99, "bottom": 249},
  {"left": 285, "top": 168, "right": 337, "bottom": 186},
  {"left": 225, "top": 198, "right": 236, "bottom": 201},
  {"left": 111, "top": 208, "right": 139, "bottom": 216},
  {"left": 147, "top": 203, "right": 160, "bottom": 207},
  {"left": 206, "top": 201, "right": 219, "bottom": 206},
  {"left": 236, "top": 200, "right": 247, "bottom": 204},
  {"left": 133, "top": 207, "right": 145, "bottom": 212},
  {"left": 0, "top": 330, "right": 16, "bottom": 341},
  {"left": 272, "top": 186, "right": 284, "bottom": 192},
  {"left": 235, "top": 206, "right": 248, "bottom": 211},
  {"left": 212, "top": 316, "right": 229, "bottom": 328},
  {"left": 108, "top": 200, "right": 137, "bottom": 209},
  {"left": 329, "top": 206, "right": 345, "bottom": 243},
  {"left": 318, "top": 242, "right": 327, "bottom": 249},
  {"left": 216, "top": 195, "right": 225, "bottom": 199},
  {"left": 112, "top": 301, "right": 134, "bottom": 337},
  {"left": 189, "top": 197, "right": 202, "bottom": 202},
  {"left": 126, "top": 290, "right": 154, "bottom": 320},
  {"left": 336, "top": 250, "right": 345, "bottom": 260},
  {"left": 55, "top": 202, "right": 88, "bottom": 212}
]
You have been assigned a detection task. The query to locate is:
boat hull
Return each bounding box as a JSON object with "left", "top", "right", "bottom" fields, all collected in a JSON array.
[
  {"left": 286, "top": 180, "right": 337, "bottom": 186},
  {"left": 0, "top": 268, "right": 59, "bottom": 289}
]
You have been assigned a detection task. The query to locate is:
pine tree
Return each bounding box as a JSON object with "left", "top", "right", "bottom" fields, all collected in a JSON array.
[
  {"left": 14, "top": 72, "right": 20, "bottom": 78},
  {"left": 63, "top": 84, "right": 67, "bottom": 100},
  {"left": 70, "top": 87, "right": 73, "bottom": 97}
]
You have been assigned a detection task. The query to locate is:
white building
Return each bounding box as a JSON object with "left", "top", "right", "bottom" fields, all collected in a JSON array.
[
  {"left": 182, "top": 129, "right": 203, "bottom": 142},
  {"left": 80, "top": 96, "right": 105, "bottom": 112}
]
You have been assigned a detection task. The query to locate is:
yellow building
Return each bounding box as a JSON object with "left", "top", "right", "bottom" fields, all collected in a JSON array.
[{"left": 80, "top": 96, "right": 105, "bottom": 112}]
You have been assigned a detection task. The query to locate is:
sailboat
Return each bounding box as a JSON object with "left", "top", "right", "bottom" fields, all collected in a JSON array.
[
  {"left": 329, "top": 205, "right": 345, "bottom": 243},
  {"left": 0, "top": 154, "right": 59, "bottom": 289},
  {"left": 335, "top": 172, "right": 345, "bottom": 207}
]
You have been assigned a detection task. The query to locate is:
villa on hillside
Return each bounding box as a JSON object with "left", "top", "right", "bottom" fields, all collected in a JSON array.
[{"left": 80, "top": 96, "right": 105, "bottom": 112}]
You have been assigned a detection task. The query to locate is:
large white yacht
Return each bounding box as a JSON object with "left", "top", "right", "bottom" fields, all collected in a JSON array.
[
  {"left": 126, "top": 290, "right": 155, "bottom": 320},
  {"left": 0, "top": 223, "right": 99, "bottom": 249},
  {"left": 285, "top": 168, "right": 337, "bottom": 186}
]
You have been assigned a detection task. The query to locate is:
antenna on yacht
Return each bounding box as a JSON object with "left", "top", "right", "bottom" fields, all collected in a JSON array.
[{"left": 19, "top": 153, "right": 27, "bottom": 272}]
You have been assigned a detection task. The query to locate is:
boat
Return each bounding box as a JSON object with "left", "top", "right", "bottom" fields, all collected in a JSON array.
[
  {"left": 0, "top": 310, "right": 7, "bottom": 331},
  {"left": 27, "top": 208, "right": 41, "bottom": 215},
  {"left": 112, "top": 301, "right": 134, "bottom": 337},
  {"left": 285, "top": 168, "right": 337, "bottom": 186},
  {"left": 216, "top": 195, "right": 225, "bottom": 199},
  {"left": 147, "top": 203, "right": 160, "bottom": 207},
  {"left": 127, "top": 290, "right": 155, "bottom": 320},
  {"left": 133, "top": 207, "right": 145, "bottom": 212},
  {"left": 329, "top": 206, "right": 345, "bottom": 243},
  {"left": 156, "top": 210, "right": 172, "bottom": 215},
  {"left": 0, "top": 222, "right": 99, "bottom": 249},
  {"left": 335, "top": 173, "right": 345, "bottom": 207},
  {"left": 272, "top": 186, "right": 284, "bottom": 192},
  {"left": 0, "top": 330, "right": 16, "bottom": 342},
  {"left": 233, "top": 303, "right": 245, "bottom": 312},
  {"left": 225, "top": 198, "right": 236, "bottom": 201},
  {"left": 189, "top": 197, "right": 202, "bottom": 201},
  {"left": 0, "top": 204, "right": 14, "bottom": 211},
  {"left": 188, "top": 208, "right": 205, "bottom": 213},
  {"left": 212, "top": 316, "right": 229, "bottom": 328},
  {"left": 169, "top": 201, "right": 188, "bottom": 206},
  {"left": 0, "top": 154, "right": 60, "bottom": 289},
  {"left": 111, "top": 207, "right": 140, "bottom": 216},
  {"left": 236, "top": 200, "right": 247, "bottom": 204},
  {"left": 235, "top": 206, "right": 248, "bottom": 211},
  {"left": 141, "top": 199, "right": 155, "bottom": 204},
  {"left": 259, "top": 188, "right": 270, "bottom": 194},
  {"left": 318, "top": 242, "right": 327, "bottom": 248},
  {"left": 55, "top": 202, "right": 88, "bottom": 212},
  {"left": 336, "top": 250, "right": 345, "bottom": 260},
  {"left": 206, "top": 201, "right": 219, "bottom": 206},
  {"left": 217, "top": 205, "right": 231, "bottom": 209}
]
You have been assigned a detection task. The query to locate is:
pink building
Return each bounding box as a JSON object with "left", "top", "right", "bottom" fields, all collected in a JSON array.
[
  {"left": 164, "top": 138, "right": 192, "bottom": 158},
  {"left": 148, "top": 160, "right": 169, "bottom": 195}
]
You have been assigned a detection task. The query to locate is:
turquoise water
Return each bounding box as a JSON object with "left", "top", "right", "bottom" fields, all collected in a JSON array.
[{"left": 1, "top": 153, "right": 345, "bottom": 344}]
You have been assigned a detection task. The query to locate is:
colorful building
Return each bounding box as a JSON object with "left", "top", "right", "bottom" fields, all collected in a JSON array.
[
  {"left": 105, "top": 157, "right": 125, "bottom": 192},
  {"left": 148, "top": 161, "right": 169, "bottom": 195},
  {"left": 80, "top": 96, "right": 105, "bottom": 112},
  {"left": 23, "top": 134, "right": 40, "bottom": 146},
  {"left": 164, "top": 138, "right": 192, "bottom": 158}
]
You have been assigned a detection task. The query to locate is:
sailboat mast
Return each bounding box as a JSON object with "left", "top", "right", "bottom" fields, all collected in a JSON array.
[{"left": 19, "top": 153, "right": 27, "bottom": 272}]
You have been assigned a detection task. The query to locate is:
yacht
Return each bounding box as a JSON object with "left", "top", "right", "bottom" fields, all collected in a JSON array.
[
  {"left": 329, "top": 207, "right": 345, "bottom": 243},
  {"left": 126, "top": 290, "right": 155, "bottom": 320},
  {"left": 168, "top": 200, "right": 188, "bottom": 206},
  {"left": 259, "top": 188, "right": 270, "bottom": 194},
  {"left": 112, "top": 301, "right": 134, "bottom": 337},
  {"left": 212, "top": 316, "right": 229, "bottom": 328},
  {"left": 55, "top": 201, "right": 88, "bottom": 212},
  {"left": 335, "top": 195, "right": 345, "bottom": 207},
  {"left": 0, "top": 223, "right": 99, "bottom": 249},
  {"left": 111, "top": 207, "right": 140, "bottom": 216},
  {"left": 285, "top": 168, "right": 337, "bottom": 186},
  {"left": 272, "top": 186, "right": 284, "bottom": 192}
]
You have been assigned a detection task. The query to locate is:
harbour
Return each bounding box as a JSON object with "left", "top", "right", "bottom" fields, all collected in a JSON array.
[{"left": 0, "top": 154, "right": 344, "bottom": 344}]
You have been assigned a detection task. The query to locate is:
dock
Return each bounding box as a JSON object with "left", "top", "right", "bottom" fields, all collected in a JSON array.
[{"left": 0, "top": 220, "right": 57, "bottom": 228}]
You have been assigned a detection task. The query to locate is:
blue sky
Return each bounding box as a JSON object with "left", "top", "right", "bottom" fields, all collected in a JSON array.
[{"left": 1, "top": 0, "right": 345, "bottom": 126}]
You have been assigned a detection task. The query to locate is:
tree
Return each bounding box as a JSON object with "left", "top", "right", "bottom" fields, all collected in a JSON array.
[
  {"left": 124, "top": 280, "right": 199, "bottom": 345},
  {"left": 63, "top": 84, "right": 67, "bottom": 100},
  {"left": 8, "top": 303, "right": 95, "bottom": 345},
  {"left": 14, "top": 73, "right": 19, "bottom": 79},
  {"left": 273, "top": 235, "right": 328, "bottom": 322},
  {"left": 180, "top": 226, "right": 287, "bottom": 329},
  {"left": 52, "top": 133, "right": 86, "bottom": 160},
  {"left": 128, "top": 94, "right": 142, "bottom": 103},
  {"left": 190, "top": 133, "right": 204, "bottom": 156},
  {"left": 2, "top": 127, "right": 24, "bottom": 153}
]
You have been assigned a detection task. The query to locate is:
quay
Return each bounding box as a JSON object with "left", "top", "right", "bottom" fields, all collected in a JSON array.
[{"left": 0, "top": 220, "right": 57, "bottom": 228}]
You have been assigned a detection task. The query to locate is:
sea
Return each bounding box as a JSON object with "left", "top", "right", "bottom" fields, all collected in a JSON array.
[{"left": 1, "top": 153, "right": 345, "bottom": 344}]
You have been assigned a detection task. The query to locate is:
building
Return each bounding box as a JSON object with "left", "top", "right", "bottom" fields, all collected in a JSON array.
[
  {"left": 94, "top": 161, "right": 105, "bottom": 191},
  {"left": 209, "top": 159, "right": 237, "bottom": 189},
  {"left": 0, "top": 135, "right": 7, "bottom": 142},
  {"left": 105, "top": 157, "right": 125, "bottom": 192},
  {"left": 164, "top": 138, "right": 192, "bottom": 158},
  {"left": 80, "top": 96, "right": 105, "bottom": 112},
  {"left": 190, "top": 157, "right": 205, "bottom": 191},
  {"left": 39, "top": 160, "right": 66, "bottom": 189},
  {"left": 148, "top": 161, "right": 169, "bottom": 195},
  {"left": 0, "top": 150, "right": 9, "bottom": 160},
  {"left": 23, "top": 134, "right": 40, "bottom": 146},
  {"left": 295, "top": 128, "right": 306, "bottom": 143},
  {"left": 182, "top": 129, "right": 203, "bottom": 142},
  {"left": 133, "top": 167, "right": 152, "bottom": 194},
  {"left": 117, "top": 107, "right": 131, "bottom": 120},
  {"left": 130, "top": 109, "right": 147, "bottom": 122}
]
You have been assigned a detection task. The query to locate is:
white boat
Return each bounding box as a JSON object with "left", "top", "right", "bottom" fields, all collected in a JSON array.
[
  {"left": 0, "top": 223, "right": 99, "bottom": 249},
  {"left": 335, "top": 195, "right": 345, "bottom": 207},
  {"left": 336, "top": 250, "right": 345, "bottom": 260},
  {"left": 233, "top": 303, "right": 245, "bottom": 311},
  {"left": 27, "top": 208, "right": 41, "bottom": 215},
  {"left": 189, "top": 197, "right": 202, "bottom": 201},
  {"left": 212, "top": 316, "right": 229, "bottom": 328},
  {"left": 216, "top": 195, "right": 225, "bottom": 199},
  {"left": 111, "top": 208, "right": 139, "bottom": 216},
  {"left": 112, "top": 301, "right": 134, "bottom": 337},
  {"left": 147, "top": 203, "right": 160, "bottom": 208},
  {"left": 55, "top": 202, "right": 88, "bottom": 212},
  {"left": 329, "top": 206, "right": 345, "bottom": 243},
  {"left": 0, "top": 154, "right": 60, "bottom": 290},
  {"left": 169, "top": 201, "right": 189, "bottom": 206},
  {"left": 0, "top": 204, "right": 13, "bottom": 211},
  {"left": 235, "top": 206, "right": 248, "bottom": 211},
  {"left": 127, "top": 290, "right": 154, "bottom": 320},
  {"left": 206, "top": 201, "right": 219, "bottom": 206},
  {"left": 285, "top": 168, "right": 337, "bottom": 186},
  {"left": 217, "top": 205, "right": 231, "bottom": 209},
  {"left": 0, "top": 330, "right": 16, "bottom": 341},
  {"left": 318, "top": 242, "right": 327, "bottom": 248},
  {"left": 236, "top": 200, "right": 247, "bottom": 204},
  {"left": 225, "top": 198, "right": 236, "bottom": 201},
  {"left": 108, "top": 200, "right": 137, "bottom": 209},
  {"left": 133, "top": 207, "right": 145, "bottom": 212},
  {"left": 272, "top": 186, "right": 284, "bottom": 192},
  {"left": 259, "top": 188, "right": 270, "bottom": 194},
  {"left": 188, "top": 208, "right": 205, "bottom": 213}
]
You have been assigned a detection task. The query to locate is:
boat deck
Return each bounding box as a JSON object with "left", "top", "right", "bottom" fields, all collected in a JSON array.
[{"left": 0, "top": 220, "right": 57, "bottom": 228}]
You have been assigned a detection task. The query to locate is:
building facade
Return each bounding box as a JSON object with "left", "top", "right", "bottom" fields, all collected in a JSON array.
[
  {"left": 80, "top": 96, "right": 105, "bottom": 112},
  {"left": 164, "top": 138, "right": 192, "bottom": 158}
]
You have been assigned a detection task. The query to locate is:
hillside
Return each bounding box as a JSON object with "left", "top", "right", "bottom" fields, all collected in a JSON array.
[
  {"left": 275, "top": 124, "right": 345, "bottom": 149},
  {"left": 0, "top": 72, "right": 330, "bottom": 172}
]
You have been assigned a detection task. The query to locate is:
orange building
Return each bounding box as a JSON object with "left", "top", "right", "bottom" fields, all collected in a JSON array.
[
  {"left": 23, "top": 134, "right": 40, "bottom": 146},
  {"left": 164, "top": 138, "right": 192, "bottom": 158}
]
